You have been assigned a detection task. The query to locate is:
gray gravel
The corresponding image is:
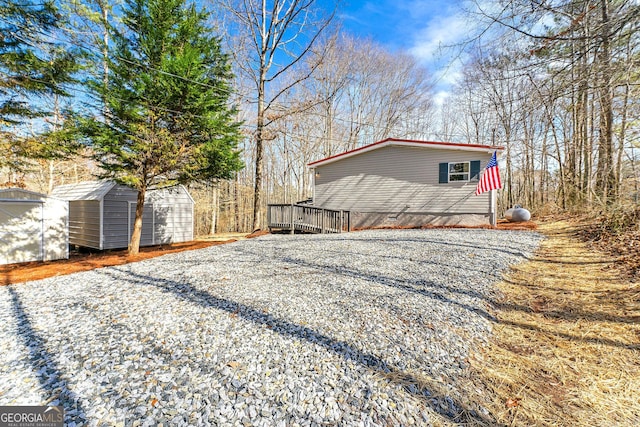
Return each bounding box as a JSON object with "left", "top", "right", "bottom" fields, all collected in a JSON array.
[{"left": 0, "top": 229, "right": 542, "bottom": 426}]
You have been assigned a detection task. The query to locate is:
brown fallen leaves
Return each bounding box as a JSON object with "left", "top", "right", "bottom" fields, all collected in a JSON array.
[
  {"left": 462, "top": 220, "right": 640, "bottom": 426},
  {"left": 505, "top": 397, "right": 521, "bottom": 408}
]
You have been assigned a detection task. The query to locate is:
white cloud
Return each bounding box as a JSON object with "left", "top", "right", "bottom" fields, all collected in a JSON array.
[
  {"left": 432, "top": 90, "right": 450, "bottom": 107},
  {"left": 406, "top": 9, "right": 474, "bottom": 103},
  {"left": 434, "top": 62, "right": 463, "bottom": 86},
  {"left": 430, "top": 61, "right": 463, "bottom": 106},
  {"left": 408, "top": 13, "right": 470, "bottom": 63}
]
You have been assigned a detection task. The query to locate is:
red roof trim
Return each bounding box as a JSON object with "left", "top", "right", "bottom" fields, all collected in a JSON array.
[{"left": 307, "top": 138, "right": 504, "bottom": 167}]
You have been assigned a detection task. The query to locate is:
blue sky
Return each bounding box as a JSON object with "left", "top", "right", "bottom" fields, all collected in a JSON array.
[
  {"left": 336, "top": 0, "right": 462, "bottom": 52},
  {"left": 326, "top": 0, "right": 470, "bottom": 104}
]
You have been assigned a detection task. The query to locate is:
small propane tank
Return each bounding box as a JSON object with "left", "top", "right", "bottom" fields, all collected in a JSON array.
[{"left": 504, "top": 205, "right": 531, "bottom": 222}]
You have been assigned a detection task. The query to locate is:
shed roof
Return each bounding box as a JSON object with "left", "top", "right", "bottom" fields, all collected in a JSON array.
[
  {"left": 307, "top": 138, "right": 504, "bottom": 169},
  {"left": 0, "top": 188, "right": 47, "bottom": 202},
  {"left": 145, "top": 184, "right": 195, "bottom": 204},
  {"left": 52, "top": 181, "right": 195, "bottom": 204},
  {"left": 51, "top": 181, "right": 117, "bottom": 201}
]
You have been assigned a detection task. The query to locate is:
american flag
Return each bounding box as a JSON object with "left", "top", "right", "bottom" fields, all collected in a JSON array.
[{"left": 475, "top": 151, "right": 502, "bottom": 195}]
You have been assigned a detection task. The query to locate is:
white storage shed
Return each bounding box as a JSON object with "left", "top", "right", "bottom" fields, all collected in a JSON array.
[
  {"left": 51, "top": 181, "right": 194, "bottom": 250},
  {"left": 0, "top": 188, "right": 69, "bottom": 265}
]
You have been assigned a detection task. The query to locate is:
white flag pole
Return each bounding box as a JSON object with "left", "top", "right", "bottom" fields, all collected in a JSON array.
[{"left": 490, "top": 189, "right": 497, "bottom": 227}]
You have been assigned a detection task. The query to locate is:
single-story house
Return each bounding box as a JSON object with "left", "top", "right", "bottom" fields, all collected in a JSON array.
[
  {"left": 307, "top": 138, "right": 504, "bottom": 228},
  {"left": 51, "top": 181, "right": 194, "bottom": 250},
  {"left": 0, "top": 188, "right": 69, "bottom": 265}
]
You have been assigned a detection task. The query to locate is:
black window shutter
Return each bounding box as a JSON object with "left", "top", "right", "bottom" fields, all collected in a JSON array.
[
  {"left": 439, "top": 163, "right": 448, "bottom": 183},
  {"left": 470, "top": 160, "right": 481, "bottom": 180}
]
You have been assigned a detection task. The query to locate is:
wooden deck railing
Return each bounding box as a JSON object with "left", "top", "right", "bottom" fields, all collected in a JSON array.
[{"left": 267, "top": 204, "right": 350, "bottom": 234}]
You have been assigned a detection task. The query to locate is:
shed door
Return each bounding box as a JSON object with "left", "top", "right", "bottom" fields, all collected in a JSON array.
[
  {"left": 0, "top": 202, "right": 43, "bottom": 264},
  {"left": 128, "top": 202, "right": 154, "bottom": 246}
]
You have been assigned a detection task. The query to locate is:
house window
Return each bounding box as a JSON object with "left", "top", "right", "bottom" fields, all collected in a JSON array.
[{"left": 448, "top": 162, "right": 470, "bottom": 181}]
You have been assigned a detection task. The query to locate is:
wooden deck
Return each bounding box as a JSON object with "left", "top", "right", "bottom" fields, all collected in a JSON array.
[{"left": 267, "top": 204, "right": 351, "bottom": 234}]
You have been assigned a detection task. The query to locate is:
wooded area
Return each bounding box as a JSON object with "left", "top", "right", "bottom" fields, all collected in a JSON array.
[{"left": 1, "top": 0, "right": 639, "bottom": 237}]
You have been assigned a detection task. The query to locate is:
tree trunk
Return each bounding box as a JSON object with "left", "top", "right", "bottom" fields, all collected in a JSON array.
[
  {"left": 505, "top": 135, "right": 513, "bottom": 208},
  {"left": 128, "top": 185, "right": 146, "bottom": 256},
  {"left": 541, "top": 130, "right": 549, "bottom": 207},
  {"left": 234, "top": 172, "right": 240, "bottom": 232},
  {"left": 616, "top": 83, "right": 630, "bottom": 198},
  {"left": 252, "top": 31, "right": 267, "bottom": 231},
  {"left": 614, "top": 29, "right": 633, "bottom": 199},
  {"left": 48, "top": 94, "right": 61, "bottom": 194},
  {"left": 595, "top": 0, "right": 615, "bottom": 204},
  {"left": 252, "top": 116, "right": 264, "bottom": 231},
  {"left": 97, "top": 1, "right": 110, "bottom": 121},
  {"left": 210, "top": 182, "right": 218, "bottom": 235}
]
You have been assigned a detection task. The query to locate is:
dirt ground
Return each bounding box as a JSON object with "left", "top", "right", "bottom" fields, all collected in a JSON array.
[
  {"left": 0, "top": 240, "right": 237, "bottom": 286},
  {"left": 1, "top": 230, "right": 274, "bottom": 286},
  {"left": 461, "top": 221, "right": 640, "bottom": 426}
]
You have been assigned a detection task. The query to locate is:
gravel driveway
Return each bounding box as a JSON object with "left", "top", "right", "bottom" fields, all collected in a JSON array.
[{"left": 0, "top": 229, "right": 542, "bottom": 426}]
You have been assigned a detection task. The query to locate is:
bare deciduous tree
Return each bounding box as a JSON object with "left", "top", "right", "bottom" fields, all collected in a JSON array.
[
  {"left": 458, "top": 0, "right": 640, "bottom": 211},
  {"left": 215, "top": 0, "right": 337, "bottom": 230}
]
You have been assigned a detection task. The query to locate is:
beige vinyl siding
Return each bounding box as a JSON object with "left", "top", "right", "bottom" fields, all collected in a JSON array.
[
  {"left": 68, "top": 200, "right": 101, "bottom": 249},
  {"left": 314, "top": 145, "right": 492, "bottom": 215}
]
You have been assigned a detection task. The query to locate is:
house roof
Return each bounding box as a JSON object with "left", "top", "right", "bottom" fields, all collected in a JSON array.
[
  {"left": 307, "top": 138, "right": 504, "bottom": 169},
  {"left": 51, "top": 180, "right": 117, "bottom": 201}
]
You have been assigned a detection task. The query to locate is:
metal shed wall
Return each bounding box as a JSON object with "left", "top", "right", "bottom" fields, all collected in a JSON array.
[
  {"left": 42, "top": 196, "right": 69, "bottom": 261},
  {"left": 67, "top": 200, "right": 102, "bottom": 249},
  {"left": 52, "top": 181, "right": 114, "bottom": 250},
  {"left": 147, "top": 186, "right": 194, "bottom": 244},
  {"left": 313, "top": 146, "right": 493, "bottom": 228},
  {"left": 0, "top": 189, "right": 68, "bottom": 265},
  {"left": 103, "top": 184, "right": 139, "bottom": 250}
]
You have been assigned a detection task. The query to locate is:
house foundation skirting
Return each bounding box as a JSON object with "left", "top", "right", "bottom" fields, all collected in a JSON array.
[{"left": 350, "top": 211, "right": 491, "bottom": 229}]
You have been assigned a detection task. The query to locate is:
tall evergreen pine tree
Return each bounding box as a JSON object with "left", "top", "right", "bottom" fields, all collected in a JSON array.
[
  {"left": 0, "top": 0, "right": 78, "bottom": 174},
  {"left": 83, "top": 0, "right": 242, "bottom": 255}
]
